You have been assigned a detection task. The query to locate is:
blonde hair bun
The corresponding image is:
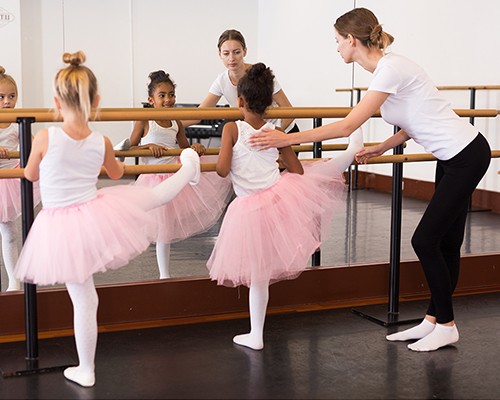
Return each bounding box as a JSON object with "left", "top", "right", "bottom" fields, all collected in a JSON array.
[
  {"left": 62, "top": 51, "right": 86, "bottom": 66},
  {"left": 0, "top": 66, "right": 5, "bottom": 75}
]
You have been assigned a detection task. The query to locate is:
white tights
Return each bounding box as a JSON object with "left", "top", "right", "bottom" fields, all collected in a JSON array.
[
  {"left": 64, "top": 276, "right": 98, "bottom": 387},
  {"left": 156, "top": 242, "right": 171, "bottom": 279},
  {"left": 329, "top": 127, "right": 364, "bottom": 174},
  {"left": 0, "top": 221, "right": 20, "bottom": 291},
  {"left": 148, "top": 148, "right": 200, "bottom": 210},
  {"left": 233, "top": 281, "right": 269, "bottom": 351}
]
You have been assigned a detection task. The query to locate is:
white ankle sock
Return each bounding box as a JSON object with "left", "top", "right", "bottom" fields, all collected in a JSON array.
[
  {"left": 408, "top": 323, "right": 459, "bottom": 352},
  {"left": 386, "top": 318, "right": 436, "bottom": 341},
  {"left": 233, "top": 281, "right": 269, "bottom": 351}
]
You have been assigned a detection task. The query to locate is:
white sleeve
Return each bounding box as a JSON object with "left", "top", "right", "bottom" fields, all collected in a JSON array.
[
  {"left": 209, "top": 73, "right": 224, "bottom": 97},
  {"left": 272, "top": 76, "right": 282, "bottom": 95},
  {"left": 368, "top": 64, "right": 401, "bottom": 95}
]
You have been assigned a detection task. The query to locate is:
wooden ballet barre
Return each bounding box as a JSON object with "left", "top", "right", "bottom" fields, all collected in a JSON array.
[
  {"left": 1, "top": 107, "right": 498, "bottom": 123},
  {"left": 0, "top": 143, "right": 402, "bottom": 160},
  {"left": 1, "top": 151, "right": 499, "bottom": 179},
  {"left": 114, "top": 142, "right": 390, "bottom": 159},
  {"left": 337, "top": 85, "right": 500, "bottom": 92}
]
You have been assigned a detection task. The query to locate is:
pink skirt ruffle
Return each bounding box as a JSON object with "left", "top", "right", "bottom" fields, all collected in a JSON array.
[
  {"left": 15, "top": 185, "right": 160, "bottom": 286},
  {"left": 0, "top": 164, "right": 41, "bottom": 223},
  {"left": 134, "top": 169, "right": 232, "bottom": 244},
  {"left": 207, "top": 159, "right": 347, "bottom": 287}
]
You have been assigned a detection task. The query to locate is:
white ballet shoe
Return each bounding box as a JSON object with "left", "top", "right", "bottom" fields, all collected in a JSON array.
[
  {"left": 180, "top": 148, "right": 201, "bottom": 185},
  {"left": 64, "top": 366, "right": 95, "bottom": 387},
  {"left": 113, "top": 138, "right": 131, "bottom": 162},
  {"left": 6, "top": 285, "right": 21, "bottom": 292}
]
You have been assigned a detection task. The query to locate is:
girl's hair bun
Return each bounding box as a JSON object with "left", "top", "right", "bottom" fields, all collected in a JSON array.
[
  {"left": 62, "top": 51, "right": 86, "bottom": 66},
  {"left": 0, "top": 66, "right": 5, "bottom": 75}
]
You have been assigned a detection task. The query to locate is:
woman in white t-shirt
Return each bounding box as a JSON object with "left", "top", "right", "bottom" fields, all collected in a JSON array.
[
  {"left": 251, "top": 8, "right": 491, "bottom": 352},
  {"left": 182, "top": 29, "right": 298, "bottom": 133}
]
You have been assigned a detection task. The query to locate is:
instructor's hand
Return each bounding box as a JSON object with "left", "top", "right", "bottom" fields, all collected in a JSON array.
[
  {"left": 355, "top": 144, "right": 384, "bottom": 164},
  {"left": 250, "top": 128, "right": 289, "bottom": 150}
]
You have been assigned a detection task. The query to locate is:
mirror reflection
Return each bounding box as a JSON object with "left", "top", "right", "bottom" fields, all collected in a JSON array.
[{"left": 1, "top": 0, "right": 499, "bottom": 292}]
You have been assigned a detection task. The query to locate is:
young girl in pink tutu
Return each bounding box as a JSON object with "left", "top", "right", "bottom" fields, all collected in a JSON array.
[
  {"left": 15, "top": 51, "right": 201, "bottom": 387},
  {"left": 207, "top": 63, "right": 364, "bottom": 350},
  {"left": 130, "top": 70, "right": 232, "bottom": 279},
  {"left": 0, "top": 67, "right": 40, "bottom": 291}
]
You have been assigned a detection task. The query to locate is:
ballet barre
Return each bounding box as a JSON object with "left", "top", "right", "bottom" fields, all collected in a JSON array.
[
  {"left": 0, "top": 142, "right": 390, "bottom": 160},
  {"left": 1, "top": 151, "right": 499, "bottom": 179},
  {"left": 0, "top": 107, "right": 498, "bottom": 123}
]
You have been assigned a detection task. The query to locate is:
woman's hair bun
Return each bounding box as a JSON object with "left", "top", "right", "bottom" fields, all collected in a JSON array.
[
  {"left": 0, "top": 66, "right": 5, "bottom": 75},
  {"left": 370, "top": 24, "right": 383, "bottom": 43},
  {"left": 62, "top": 51, "right": 86, "bottom": 66}
]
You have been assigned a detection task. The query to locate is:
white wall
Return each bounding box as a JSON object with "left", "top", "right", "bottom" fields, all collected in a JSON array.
[
  {"left": 1, "top": 0, "right": 22, "bottom": 106},
  {"left": 13, "top": 0, "right": 500, "bottom": 191}
]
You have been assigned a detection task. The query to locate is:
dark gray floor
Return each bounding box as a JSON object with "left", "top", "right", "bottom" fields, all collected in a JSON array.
[{"left": 1, "top": 291, "right": 500, "bottom": 399}]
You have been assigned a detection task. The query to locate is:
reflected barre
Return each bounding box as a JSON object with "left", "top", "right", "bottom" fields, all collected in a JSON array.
[
  {"left": 1, "top": 150, "right": 499, "bottom": 179},
  {"left": 0, "top": 142, "right": 398, "bottom": 160},
  {"left": 0, "top": 106, "right": 498, "bottom": 123},
  {"left": 337, "top": 85, "right": 500, "bottom": 92}
]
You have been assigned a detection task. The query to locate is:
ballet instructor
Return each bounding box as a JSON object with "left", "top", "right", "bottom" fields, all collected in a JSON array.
[
  {"left": 182, "top": 29, "right": 299, "bottom": 133},
  {"left": 250, "top": 7, "right": 491, "bottom": 352}
]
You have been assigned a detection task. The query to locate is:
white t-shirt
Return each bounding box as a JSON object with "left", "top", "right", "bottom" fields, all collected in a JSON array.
[
  {"left": 209, "top": 69, "right": 285, "bottom": 129},
  {"left": 368, "top": 52, "right": 478, "bottom": 160},
  {"left": 209, "top": 69, "right": 282, "bottom": 106}
]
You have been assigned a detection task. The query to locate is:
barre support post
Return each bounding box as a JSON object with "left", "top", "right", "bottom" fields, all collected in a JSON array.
[
  {"left": 18, "top": 117, "right": 38, "bottom": 361},
  {"left": 351, "top": 125, "right": 422, "bottom": 327},
  {"left": 311, "top": 118, "right": 322, "bottom": 267}
]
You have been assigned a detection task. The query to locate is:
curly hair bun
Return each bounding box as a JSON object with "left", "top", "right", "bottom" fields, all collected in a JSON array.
[
  {"left": 62, "top": 51, "right": 86, "bottom": 66},
  {"left": 148, "top": 70, "right": 169, "bottom": 81}
]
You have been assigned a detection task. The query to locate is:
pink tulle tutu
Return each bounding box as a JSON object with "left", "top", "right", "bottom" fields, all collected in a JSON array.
[
  {"left": 134, "top": 169, "right": 232, "bottom": 243},
  {"left": 15, "top": 185, "right": 160, "bottom": 286},
  {"left": 0, "top": 164, "right": 41, "bottom": 223},
  {"left": 207, "top": 159, "right": 347, "bottom": 287}
]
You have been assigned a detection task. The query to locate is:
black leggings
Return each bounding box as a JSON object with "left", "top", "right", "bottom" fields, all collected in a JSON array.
[{"left": 411, "top": 133, "right": 491, "bottom": 324}]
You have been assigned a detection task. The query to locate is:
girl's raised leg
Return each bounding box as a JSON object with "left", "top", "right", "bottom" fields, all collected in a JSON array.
[{"left": 149, "top": 148, "right": 200, "bottom": 209}]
